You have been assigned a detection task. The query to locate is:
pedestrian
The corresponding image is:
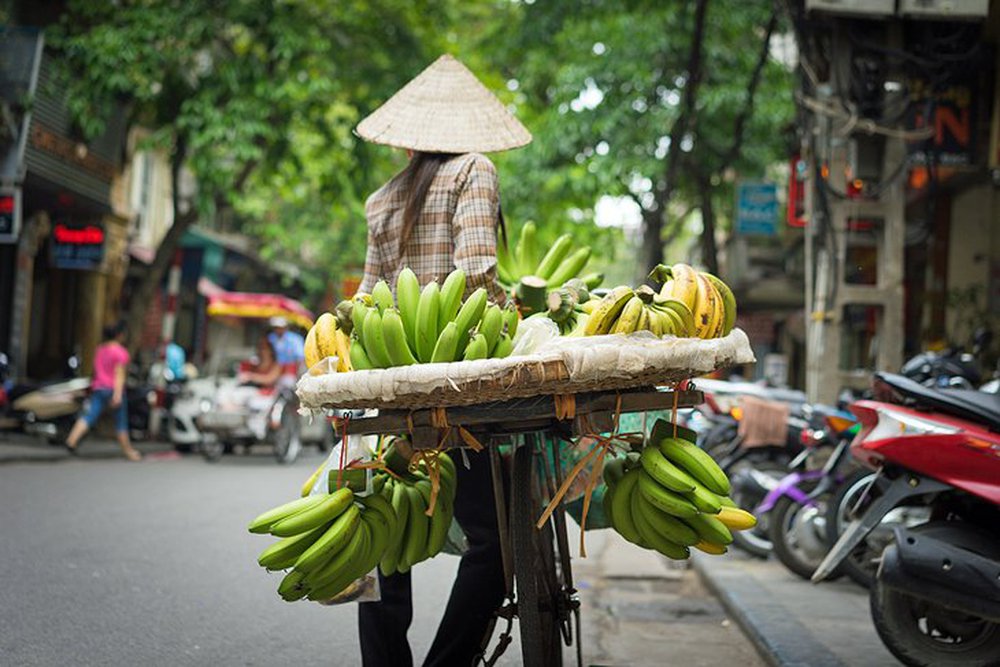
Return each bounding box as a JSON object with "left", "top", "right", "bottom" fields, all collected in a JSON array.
[
  {"left": 267, "top": 316, "right": 305, "bottom": 367},
  {"left": 353, "top": 54, "right": 531, "bottom": 666},
  {"left": 65, "top": 321, "right": 142, "bottom": 461}
]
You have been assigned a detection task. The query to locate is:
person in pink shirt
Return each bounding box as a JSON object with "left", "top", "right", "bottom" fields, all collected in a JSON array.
[{"left": 65, "top": 322, "right": 142, "bottom": 461}]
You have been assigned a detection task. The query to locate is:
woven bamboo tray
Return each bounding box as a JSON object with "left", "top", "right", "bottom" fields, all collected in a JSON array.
[{"left": 297, "top": 329, "right": 755, "bottom": 412}]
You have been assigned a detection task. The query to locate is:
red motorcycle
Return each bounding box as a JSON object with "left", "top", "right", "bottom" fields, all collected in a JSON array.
[{"left": 813, "top": 372, "right": 1000, "bottom": 666}]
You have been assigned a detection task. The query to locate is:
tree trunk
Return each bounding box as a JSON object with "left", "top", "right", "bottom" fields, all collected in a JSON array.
[
  {"left": 698, "top": 173, "right": 719, "bottom": 276},
  {"left": 639, "top": 0, "right": 710, "bottom": 274}
]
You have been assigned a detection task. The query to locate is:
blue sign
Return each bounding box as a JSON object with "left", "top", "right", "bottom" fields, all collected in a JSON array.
[{"left": 736, "top": 182, "right": 778, "bottom": 236}]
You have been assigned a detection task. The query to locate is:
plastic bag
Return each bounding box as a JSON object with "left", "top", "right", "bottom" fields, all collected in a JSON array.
[
  {"left": 511, "top": 315, "right": 560, "bottom": 356},
  {"left": 306, "top": 419, "right": 382, "bottom": 605}
]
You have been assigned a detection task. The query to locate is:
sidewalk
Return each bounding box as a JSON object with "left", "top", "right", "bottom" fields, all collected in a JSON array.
[
  {"left": 570, "top": 526, "right": 765, "bottom": 666},
  {"left": 694, "top": 550, "right": 900, "bottom": 666},
  {"left": 0, "top": 431, "right": 175, "bottom": 464}
]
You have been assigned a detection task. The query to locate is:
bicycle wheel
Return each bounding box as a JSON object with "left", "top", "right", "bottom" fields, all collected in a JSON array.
[{"left": 511, "top": 439, "right": 563, "bottom": 667}]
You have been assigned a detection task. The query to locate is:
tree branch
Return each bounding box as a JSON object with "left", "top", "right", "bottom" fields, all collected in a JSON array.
[{"left": 721, "top": 9, "right": 778, "bottom": 168}]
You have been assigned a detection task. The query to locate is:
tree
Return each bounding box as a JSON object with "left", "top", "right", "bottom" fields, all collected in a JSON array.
[
  {"left": 479, "top": 0, "right": 793, "bottom": 277},
  {"left": 52, "top": 0, "right": 452, "bottom": 350}
]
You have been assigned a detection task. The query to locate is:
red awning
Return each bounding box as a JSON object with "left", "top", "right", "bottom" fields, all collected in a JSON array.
[{"left": 205, "top": 288, "right": 314, "bottom": 330}]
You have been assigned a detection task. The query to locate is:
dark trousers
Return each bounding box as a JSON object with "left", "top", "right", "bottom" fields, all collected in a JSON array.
[{"left": 358, "top": 448, "right": 506, "bottom": 667}]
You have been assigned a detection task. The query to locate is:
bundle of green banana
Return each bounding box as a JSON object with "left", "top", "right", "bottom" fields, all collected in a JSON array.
[
  {"left": 647, "top": 262, "right": 737, "bottom": 339},
  {"left": 603, "top": 424, "right": 757, "bottom": 558},
  {"left": 542, "top": 278, "right": 594, "bottom": 335},
  {"left": 349, "top": 268, "right": 518, "bottom": 370},
  {"left": 377, "top": 451, "right": 457, "bottom": 576},
  {"left": 248, "top": 485, "right": 398, "bottom": 603},
  {"left": 496, "top": 221, "right": 604, "bottom": 291}
]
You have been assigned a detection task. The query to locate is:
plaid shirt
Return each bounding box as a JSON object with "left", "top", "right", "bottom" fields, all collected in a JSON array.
[{"left": 359, "top": 153, "right": 506, "bottom": 304}]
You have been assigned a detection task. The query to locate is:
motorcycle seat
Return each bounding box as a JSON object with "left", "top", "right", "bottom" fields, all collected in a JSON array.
[{"left": 875, "top": 372, "right": 1000, "bottom": 432}]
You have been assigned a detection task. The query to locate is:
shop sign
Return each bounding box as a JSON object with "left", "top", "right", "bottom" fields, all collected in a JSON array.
[
  {"left": 50, "top": 221, "right": 105, "bottom": 269},
  {"left": 906, "top": 81, "right": 975, "bottom": 167},
  {"left": 0, "top": 187, "right": 21, "bottom": 243},
  {"left": 735, "top": 182, "right": 778, "bottom": 236}
]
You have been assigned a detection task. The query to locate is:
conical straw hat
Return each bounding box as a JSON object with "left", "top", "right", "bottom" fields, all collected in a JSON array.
[{"left": 356, "top": 54, "right": 532, "bottom": 154}]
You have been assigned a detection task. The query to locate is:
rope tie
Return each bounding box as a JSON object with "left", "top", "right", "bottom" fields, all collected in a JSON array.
[
  {"left": 409, "top": 448, "right": 444, "bottom": 516},
  {"left": 554, "top": 393, "right": 577, "bottom": 421}
]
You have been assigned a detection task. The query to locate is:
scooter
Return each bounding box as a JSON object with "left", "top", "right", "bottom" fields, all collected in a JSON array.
[
  {"left": 813, "top": 372, "right": 1000, "bottom": 667},
  {"left": 8, "top": 355, "right": 90, "bottom": 443}
]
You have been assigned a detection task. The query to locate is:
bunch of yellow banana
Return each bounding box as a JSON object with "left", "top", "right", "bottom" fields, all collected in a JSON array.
[
  {"left": 580, "top": 285, "right": 698, "bottom": 338},
  {"left": 248, "top": 484, "right": 398, "bottom": 603},
  {"left": 349, "top": 268, "right": 518, "bottom": 370},
  {"left": 648, "top": 263, "right": 737, "bottom": 339},
  {"left": 377, "top": 451, "right": 458, "bottom": 576},
  {"left": 603, "top": 420, "right": 757, "bottom": 558},
  {"left": 496, "top": 221, "right": 604, "bottom": 290},
  {"left": 304, "top": 311, "right": 353, "bottom": 372}
]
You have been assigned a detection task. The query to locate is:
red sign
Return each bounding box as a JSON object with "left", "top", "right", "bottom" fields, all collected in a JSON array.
[
  {"left": 787, "top": 156, "right": 806, "bottom": 228},
  {"left": 53, "top": 224, "right": 105, "bottom": 245}
]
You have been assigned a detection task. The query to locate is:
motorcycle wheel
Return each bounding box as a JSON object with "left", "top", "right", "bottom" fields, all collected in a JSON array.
[
  {"left": 726, "top": 458, "right": 787, "bottom": 559},
  {"left": 200, "top": 434, "right": 224, "bottom": 462},
  {"left": 825, "top": 469, "right": 885, "bottom": 588},
  {"left": 870, "top": 564, "right": 1000, "bottom": 667},
  {"left": 273, "top": 403, "right": 302, "bottom": 464},
  {"left": 769, "top": 492, "right": 842, "bottom": 581}
]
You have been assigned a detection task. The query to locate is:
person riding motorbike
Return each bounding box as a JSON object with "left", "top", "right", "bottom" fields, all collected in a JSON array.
[{"left": 352, "top": 54, "right": 531, "bottom": 667}]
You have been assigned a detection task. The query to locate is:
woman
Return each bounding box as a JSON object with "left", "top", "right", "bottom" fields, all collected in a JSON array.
[
  {"left": 239, "top": 337, "right": 282, "bottom": 388},
  {"left": 65, "top": 321, "right": 142, "bottom": 461},
  {"left": 354, "top": 54, "right": 531, "bottom": 667}
]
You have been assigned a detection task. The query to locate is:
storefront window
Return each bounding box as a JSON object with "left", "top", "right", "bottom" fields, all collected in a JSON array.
[{"left": 839, "top": 304, "right": 883, "bottom": 371}]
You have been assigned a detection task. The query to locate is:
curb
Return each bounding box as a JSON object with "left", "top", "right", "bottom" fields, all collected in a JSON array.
[{"left": 693, "top": 554, "right": 847, "bottom": 667}]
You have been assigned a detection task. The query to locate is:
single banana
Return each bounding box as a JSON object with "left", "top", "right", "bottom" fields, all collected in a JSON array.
[
  {"left": 658, "top": 437, "right": 731, "bottom": 495},
  {"left": 349, "top": 338, "right": 374, "bottom": 371},
  {"left": 501, "top": 302, "right": 519, "bottom": 340},
  {"left": 492, "top": 332, "right": 514, "bottom": 358},
  {"left": 271, "top": 487, "right": 355, "bottom": 537},
  {"left": 693, "top": 274, "right": 720, "bottom": 339},
  {"left": 581, "top": 272, "right": 604, "bottom": 290},
  {"left": 359, "top": 507, "right": 390, "bottom": 574},
  {"left": 380, "top": 480, "right": 409, "bottom": 576},
  {"left": 371, "top": 280, "right": 394, "bottom": 314},
  {"left": 462, "top": 332, "right": 488, "bottom": 360},
  {"left": 534, "top": 234, "right": 573, "bottom": 280},
  {"left": 425, "top": 495, "right": 454, "bottom": 559},
  {"left": 609, "top": 468, "right": 645, "bottom": 546},
  {"left": 496, "top": 236, "right": 517, "bottom": 286},
  {"left": 396, "top": 268, "right": 421, "bottom": 350},
  {"left": 546, "top": 246, "right": 591, "bottom": 287},
  {"left": 294, "top": 503, "right": 362, "bottom": 574},
  {"left": 431, "top": 321, "right": 460, "bottom": 363},
  {"left": 415, "top": 282, "right": 441, "bottom": 363},
  {"left": 705, "top": 276, "right": 726, "bottom": 338},
  {"left": 682, "top": 512, "right": 734, "bottom": 546},
  {"left": 453, "top": 287, "right": 488, "bottom": 353},
  {"left": 277, "top": 570, "right": 309, "bottom": 602},
  {"left": 257, "top": 522, "right": 330, "bottom": 570},
  {"left": 583, "top": 286, "right": 634, "bottom": 336},
  {"left": 437, "top": 269, "right": 466, "bottom": 332},
  {"left": 717, "top": 506, "right": 757, "bottom": 531},
  {"left": 684, "top": 482, "right": 723, "bottom": 514},
  {"left": 301, "top": 461, "right": 325, "bottom": 497},
  {"left": 402, "top": 485, "right": 429, "bottom": 570},
  {"left": 361, "top": 309, "right": 392, "bottom": 369},
  {"left": 334, "top": 330, "right": 353, "bottom": 372},
  {"left": 304, "top": 325, "right": 321, "bottom": 369},
  {"left": 315, "top": 312, "right": 339, "bottom": 359},
  {"left": 636, "top": 470, "right": 699, "bottom": 519},
  {"left": 639, "top": 445, "right": 697, "bottom": 493},
  {"left": 382, "top": 308, "right": 418, "bottom": 366},
  {"left": 515, "top": 221, "right": 538, "bottom": 277},
  {"left": 665, "top": 263, "right": 699, "bottom": 311},
  {"left": 693, "top": 540, "right": 728, "bottom": 555},
  {"left": 248, "top": 494, "right": 329, "bottom": 534},
  {"left": 478, "top": 303, "right": 503, "bottom": 354},
  {"left": 631, "top": 483, "right": 691, "bottom": 560}
]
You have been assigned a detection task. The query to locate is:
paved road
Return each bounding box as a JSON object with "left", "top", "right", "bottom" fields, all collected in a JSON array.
[{"left": 0, "top": 445, "right": 763, "bottom": 666}]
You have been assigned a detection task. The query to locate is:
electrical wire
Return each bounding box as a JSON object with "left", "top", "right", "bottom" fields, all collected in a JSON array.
[{"left": 796, "top": 93, "right": 935, "bottom": 141}]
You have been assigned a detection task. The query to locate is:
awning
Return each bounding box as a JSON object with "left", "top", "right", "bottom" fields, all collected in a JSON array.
[{"left": 205, "top": 287, "right": 314, "bottom": 330}]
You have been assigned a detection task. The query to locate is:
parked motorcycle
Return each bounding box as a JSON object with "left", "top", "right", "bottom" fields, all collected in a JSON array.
[{"left": 813, "top": 372, "right": 1000, "bottom": 667}]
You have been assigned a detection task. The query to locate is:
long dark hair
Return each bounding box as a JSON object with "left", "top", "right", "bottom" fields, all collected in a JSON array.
[{"left": 398, "top": 152, "right": 454, "bottom": 259}]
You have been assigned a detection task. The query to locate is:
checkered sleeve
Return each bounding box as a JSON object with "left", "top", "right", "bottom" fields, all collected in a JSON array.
[{"left": 453, "top": 157, "right": 506, "bottom": 304}]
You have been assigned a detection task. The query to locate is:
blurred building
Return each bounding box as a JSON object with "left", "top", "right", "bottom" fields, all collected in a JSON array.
[{"left": 789, "top": 0, "right": 1000, "bottom": 403}]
